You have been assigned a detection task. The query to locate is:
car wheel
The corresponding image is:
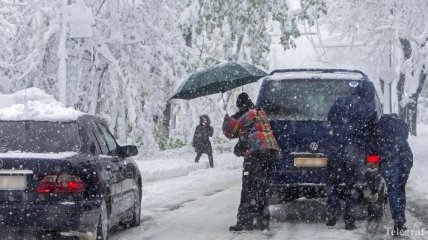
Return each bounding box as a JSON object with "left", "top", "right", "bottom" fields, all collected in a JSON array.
[
  {"left": 367, "top": 183, "right": 386, "bottom": 221},
  {"left": 96, "top": 199, "right": 109, "bottom": 240},
  {"left": 365, "top": 182, "right": 386, "bottom": 234},
  {"left": 129, "top": 189, "right": 142, "bottom": 227}
]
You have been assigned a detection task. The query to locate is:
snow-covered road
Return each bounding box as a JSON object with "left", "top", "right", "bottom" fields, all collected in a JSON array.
[{"left": 109, "top": 131, "right": 428, "bottom": 240}]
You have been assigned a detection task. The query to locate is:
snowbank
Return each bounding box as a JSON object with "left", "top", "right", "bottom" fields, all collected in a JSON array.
[
  {"left": 136, "top": 147, "right": 242, "bottom": 183},
  {"left": 408, "top": 124, "right": 428, "bottom": 198},
  {"left": 0, "top": 88, "right": 85, "bottom": 121}
]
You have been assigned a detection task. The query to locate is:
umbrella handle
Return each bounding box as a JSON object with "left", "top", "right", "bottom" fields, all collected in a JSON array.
[{"left": 221, "top": 92, "right": 228, "bottom": 112}]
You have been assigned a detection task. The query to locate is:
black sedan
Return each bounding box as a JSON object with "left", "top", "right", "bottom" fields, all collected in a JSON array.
[{"left": 0, "top": 115, "right": 142, "bottom": 239}]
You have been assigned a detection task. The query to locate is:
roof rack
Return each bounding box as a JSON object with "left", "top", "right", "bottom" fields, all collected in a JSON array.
[{"left": 269, "top": 68, "right": 368, "bottom": 79}]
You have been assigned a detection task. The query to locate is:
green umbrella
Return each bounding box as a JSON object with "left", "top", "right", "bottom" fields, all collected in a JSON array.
[{"left": 170, "top": 62, "right": 267, "bottom": 100}]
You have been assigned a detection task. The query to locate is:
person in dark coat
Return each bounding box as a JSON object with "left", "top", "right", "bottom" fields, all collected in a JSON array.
[
  {"left": 376, "top": 113, "right": 413, "bottom": 235},
  {"left": 223, "top": 92, "right": 279, "bottom": 231},
  {"left": 326, "top": 80, "right": 377, "bottom": 230},
  {"left": 192, "top": 114, "right": 214, "bottom": 168}
]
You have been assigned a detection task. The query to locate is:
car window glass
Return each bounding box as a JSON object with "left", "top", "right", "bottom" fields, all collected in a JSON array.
[
  {"left": 96, "top": 123, "right": 118, "bottom": 156},
  {"left": 259, "top": 79, "right": 356, "bottom": 121},
  {"left": 87, "top": 126, "right": 102, "bottom": 155},
  {"left": 0, "top": 121, "right": 80, "bottom": 153},
  {"left": 91, "top": 122, "right": 109, "bottom": 155}
]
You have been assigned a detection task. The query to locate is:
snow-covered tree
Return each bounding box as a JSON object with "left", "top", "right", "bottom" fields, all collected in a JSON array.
[
  {"left": 323, "top": 0, "right": 428, "bottom": 135},
  {"left": 0, "top": 0, "right": 57, "bottom": 92},
  {"left": 180, "top": 0, "right": 327, "bottom": 67},
  {"left": 0, "top": 0, "right": 196, "bottom": 153},
  {"left": 170, "top": 0, "right": 328, "bottom": 134}
]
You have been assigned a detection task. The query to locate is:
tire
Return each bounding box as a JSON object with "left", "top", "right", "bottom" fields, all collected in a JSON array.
[
  {"left": 367, "top": 182, "right": 386, "bottom": 221},
  {"left": 96, "top": 199, "right": 109, "bottom": 240},
  {"left": 129, "top": 189, "right": 142, "bottom": 227},
  {"left": 365, "top": 181, "right": 386, "bottom": 234}
]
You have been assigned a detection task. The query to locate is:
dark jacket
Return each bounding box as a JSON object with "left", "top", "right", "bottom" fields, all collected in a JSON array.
[
  {"left": 327, "top": 81, "right": 377, "bottom": 147},
  {"left": 376, "top": 113, "right": 413, "bottom": 166},
  {"left": 192, "top": 115, "right": 213, "bottom": 153}
]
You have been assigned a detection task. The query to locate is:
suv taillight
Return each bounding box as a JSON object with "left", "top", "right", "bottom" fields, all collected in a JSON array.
[
  {"left": 36, "top": 174, "right": 85, "bottom": 194},
  {"left": 366, "top": 154, "right": 380, "bottom": 169}
]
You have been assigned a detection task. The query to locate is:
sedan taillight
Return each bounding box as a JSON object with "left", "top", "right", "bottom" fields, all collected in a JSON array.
[
  {"left": 36, "top": 174, "right": 85, "bottom": 194},
  {"left": 366, "top": 154, "right": 380, "bottom": 169}
]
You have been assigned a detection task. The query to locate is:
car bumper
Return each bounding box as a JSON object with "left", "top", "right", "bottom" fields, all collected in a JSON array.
[
  {"left": 271, "top": 168, "right": 327, "bottom": 185},
  {"left": 270, "top": 172, "right": 384, "bottom": 202},
  {"left": 0, "top": 200, "right": 100, "bottom": 236},
  {"left": 269, "top": 183, "right": 330, "bottom": 203}
]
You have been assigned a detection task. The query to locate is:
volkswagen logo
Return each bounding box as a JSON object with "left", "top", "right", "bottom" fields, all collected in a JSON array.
[
  {"left": 0, "top": 159, "right": 3, "bottom": 169},
  {"left": 309, "top": 142, "right": 319, "bottom": 152}
]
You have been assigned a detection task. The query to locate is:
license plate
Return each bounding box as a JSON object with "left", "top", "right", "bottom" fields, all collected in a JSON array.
[
  {"left": 0, "top": 175, "right": 27, "bottom": 190},
  {"left": 294, "top": 157, "right": 328, "bottom": 167}
]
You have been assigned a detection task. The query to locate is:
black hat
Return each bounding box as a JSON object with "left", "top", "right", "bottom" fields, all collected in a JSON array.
[
  {"left": 236, "top": 92, "right": 251, "bottom": 108},
  {"left": 352, "top": 81, "right": 375, "bottom": 101}
]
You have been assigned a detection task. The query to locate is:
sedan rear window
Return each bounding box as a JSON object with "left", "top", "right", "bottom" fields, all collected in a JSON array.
[
  {"left": 259, "top": 79, "right": 357, "bottom": 121},
  {"left": 0, "top": 121, "right": 80, "bottom": 153}
]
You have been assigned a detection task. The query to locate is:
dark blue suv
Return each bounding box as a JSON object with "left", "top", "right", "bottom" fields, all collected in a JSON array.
[{"left": 256, "top": 69, "right": 384, "bottom": 206}]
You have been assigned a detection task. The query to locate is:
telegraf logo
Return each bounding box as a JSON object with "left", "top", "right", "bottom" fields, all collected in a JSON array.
[{"left": 386, "top": 227, "right": 426, "bottom": 237}]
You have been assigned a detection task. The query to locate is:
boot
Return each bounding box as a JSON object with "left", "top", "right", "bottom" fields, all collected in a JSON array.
[
  {"left": 393, "top": 223, "right": 407, "bottom": 236},
  {"left": 253, "top": 224, "right": 269, "bottom": 231},
  {"left": 344, "top": 220, "right": 356, "bottom": 230},
  {"left": 326, "top": 217, "right": 337, "bottom": 227},
  {"left": 254, "top": 213, "right": 270, "bottom": 231},
  {"left": 229, "top": 224, "right": 254, "bottom": 231},
  {"left": 254, "top": 218, "right": 269, "bottom": 230}
]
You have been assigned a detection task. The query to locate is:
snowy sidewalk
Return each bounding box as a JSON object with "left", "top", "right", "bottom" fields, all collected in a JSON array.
[
  {"left": 135, "top": 149, "right": 243, "bottom": 212},
  {"left": 135, "top": 147, "right": 242, "bottom": 183},
  {"left": 408, "top": 124, "right": 428, "bottom": 199}
]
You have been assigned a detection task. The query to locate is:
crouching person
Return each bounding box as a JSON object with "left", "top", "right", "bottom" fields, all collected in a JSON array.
[{"left": 376, "top": 113, "right": 413, "bottom": 234}]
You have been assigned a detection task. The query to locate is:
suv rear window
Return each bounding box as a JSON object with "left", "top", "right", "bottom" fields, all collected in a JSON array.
[
  {"left": 0, "top": 121, "right": 80, "bottom": 153},
  {"left": 259, "top": 79, "right": 358, "bottom": 121}
]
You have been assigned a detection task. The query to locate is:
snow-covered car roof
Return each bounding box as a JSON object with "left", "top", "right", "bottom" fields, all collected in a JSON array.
[
  {"left": 266, "top": 69, "right": 367, "bottom": 81},
  {"left": 0, "top": 88, "right": 86, "bottom": 121}
]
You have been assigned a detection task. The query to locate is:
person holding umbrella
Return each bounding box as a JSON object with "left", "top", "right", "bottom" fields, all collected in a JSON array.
[
  {"left": 222, "top": 92, "right": 279, "bottom": 231},
  {"left": 192, "top": 114, "right": 214, "bottom": 168}
]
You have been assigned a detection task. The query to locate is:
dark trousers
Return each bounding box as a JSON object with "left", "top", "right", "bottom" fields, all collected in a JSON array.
[
  {"left": 195, "top": 151, "right": 214, "bottom": 168},
  {"left": 326, "top": 143, "right": 366, "bottom": 224},
  {"left": 236, "top": 150, "right": 275, "bottom": 227},
  {"left": 381, "top": 156, "right": 412, "bottom": 226}
]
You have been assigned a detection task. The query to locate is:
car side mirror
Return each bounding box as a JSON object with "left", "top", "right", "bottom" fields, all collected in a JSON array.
[{"left": 120, "top": 145, "right": 138, "bottom": 157}]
